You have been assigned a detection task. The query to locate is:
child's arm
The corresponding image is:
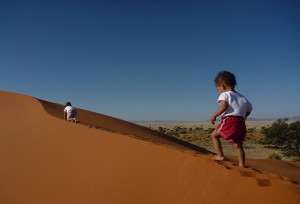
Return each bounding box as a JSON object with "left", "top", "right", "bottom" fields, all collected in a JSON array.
[
  {"left": 210, "top": 100, "right": 228, "bottom": 124},
  {"left": 245, "top": 100, "right": 252, "bottom": 119}
]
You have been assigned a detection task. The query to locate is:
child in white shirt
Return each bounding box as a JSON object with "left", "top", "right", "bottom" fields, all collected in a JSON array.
[
  {"left": 210, "top": 71, "right": 252, "bottom": 167},
  {"left": 64, "top": 102, "right": 79, "bottom": 123}
]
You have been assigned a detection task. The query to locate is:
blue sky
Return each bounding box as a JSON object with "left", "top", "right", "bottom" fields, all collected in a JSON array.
[{"left": 1, "top": 0, "right": 300, "bottom": 121}]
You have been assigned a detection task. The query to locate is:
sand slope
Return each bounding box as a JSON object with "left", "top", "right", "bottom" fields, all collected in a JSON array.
[{"left": 0, "top": 90, "right": 299, "bottom": 204}]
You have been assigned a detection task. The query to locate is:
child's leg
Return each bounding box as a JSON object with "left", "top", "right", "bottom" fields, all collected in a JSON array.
[
  {"left": 211, "top": 130, "right": 225, "bottom": 161},
  {"left": 67, "top": 118, "right": 77, "bottom": 122},
  {"left": 234, "top": 142, "right": 245, "bottom": 167}
]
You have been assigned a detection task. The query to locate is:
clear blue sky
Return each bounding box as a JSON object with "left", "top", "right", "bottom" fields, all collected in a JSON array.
[{"left": 1, "top": 0, "right": 300, "bottom": 121}]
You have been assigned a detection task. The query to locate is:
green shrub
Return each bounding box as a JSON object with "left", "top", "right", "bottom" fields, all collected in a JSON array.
[
  {"left": 206, "top": 128, "right": 214, "bottom": 134},
  {"left": 268, "top": 153, "right": 282, "bottom": 160},
  {"left": 261, "top": 119, "right": 300, "bottom": 157},
  {"left": 158, "top": 126, "right": 166, "bottom": 134},
  {"left": 289, "top": 157, "right": 300, "bottom": 162}
]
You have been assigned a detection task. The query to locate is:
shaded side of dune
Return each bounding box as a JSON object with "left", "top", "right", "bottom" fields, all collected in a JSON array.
[
  {"left": 37, "top": 99, "right": 212, "bottom": 154},
  {"left": 38, "top": 99, "right": 300, "bottom": 184}
]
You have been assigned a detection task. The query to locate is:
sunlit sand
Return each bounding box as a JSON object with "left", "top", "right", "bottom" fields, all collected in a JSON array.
[{"left": 0, "top": 90, "right": 299, "bottom": 203}]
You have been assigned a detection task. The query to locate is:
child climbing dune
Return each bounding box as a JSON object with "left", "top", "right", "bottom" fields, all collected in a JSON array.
[
  {"left": 210, "top": 71, "right": 252, "bottom": 167},
  {"left": 64, "top": 102, "right": 79, "bottom": 123}
]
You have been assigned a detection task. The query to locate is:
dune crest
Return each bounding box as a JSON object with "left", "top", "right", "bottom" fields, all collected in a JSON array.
[
  {"left": 0, "top": 90, "right": 299, "bottom": 203},
  {"left": 38, "top": 98, "right": 211, "bottom": 154}
]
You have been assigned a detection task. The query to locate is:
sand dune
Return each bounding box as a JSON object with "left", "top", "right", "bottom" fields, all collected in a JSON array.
[{"left": 0, "top": 90, "right": 299, "bottom": 203}]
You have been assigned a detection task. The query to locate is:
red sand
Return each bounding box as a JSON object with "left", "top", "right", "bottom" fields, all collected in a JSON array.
[{"left": 0, "top": 90, "right": 300, "bottom": 203}]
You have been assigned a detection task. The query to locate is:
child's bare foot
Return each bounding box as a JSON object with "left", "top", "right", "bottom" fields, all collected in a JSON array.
[{"left": 212, "top": 155, "right": 225, "bottom": 161}]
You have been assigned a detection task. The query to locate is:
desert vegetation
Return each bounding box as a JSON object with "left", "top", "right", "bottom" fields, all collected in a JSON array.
[
  {"left": 260, "top": 119, "right": 300, "bottom": 157},
  {"left": 140, "top": 120, "right": 300, "bottom": 161}
]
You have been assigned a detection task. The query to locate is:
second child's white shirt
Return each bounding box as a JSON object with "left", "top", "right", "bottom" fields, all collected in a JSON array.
[
  {"left": 64, "top": 106, "right": 76, "bottom": 118},
  {"left": 218, "top": 91, "right": 252, "bottom": 118}
]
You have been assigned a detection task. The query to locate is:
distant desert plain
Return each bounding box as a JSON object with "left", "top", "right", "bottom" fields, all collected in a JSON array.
[
  {"left": 136, "top": 121, "right": 281, "bottom": 160},
  {"left": 1, "top": 90, "right": 300, "bottom": 204}
]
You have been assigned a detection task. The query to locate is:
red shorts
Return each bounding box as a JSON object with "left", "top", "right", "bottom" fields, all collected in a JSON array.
[{"left": 216, "top": 116, "right": 246, "bottom": 143}]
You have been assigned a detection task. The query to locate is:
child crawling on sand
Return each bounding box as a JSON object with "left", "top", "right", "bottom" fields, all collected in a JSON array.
[
  {"left": 64, "top": 102, "right": 79, "bottom": 123},
  {"left": 210, "top": 71, "right": 252, "bottom": 167}
]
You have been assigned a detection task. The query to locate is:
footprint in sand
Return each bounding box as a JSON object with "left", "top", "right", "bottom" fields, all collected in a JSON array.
[
  {"left": 210, "top": 159, "right": 272, "bottom": 188},
  {"left": 288, "top": 183, "right": 300, "bottom": 194},
  {"left": 255, "top": 174, "right": 272, "bottom": 187},
  {"left": 224, "top": 165, "right": 232, "bottom": 170},
  {"left": 239, "top": 169, "right": 256, "bottom": 177},
  {"left": 209, "top": 156, "right": 300, "bottom": 188},
  {"left": 239, "top": 169, "right": 271, "bottom": 187}
]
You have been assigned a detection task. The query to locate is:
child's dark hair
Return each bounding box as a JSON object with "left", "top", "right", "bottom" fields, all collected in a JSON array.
[
  {"left": 66, "top": 102, "right": 72, "bottom": 106},
  {"left": 214, "top": 71, "right": 237, "bottom": 88}
]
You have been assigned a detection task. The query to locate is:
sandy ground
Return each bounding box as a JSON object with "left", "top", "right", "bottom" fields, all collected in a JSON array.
[{"left": 0, "top": 90, "right": 300, "bottom": 203}]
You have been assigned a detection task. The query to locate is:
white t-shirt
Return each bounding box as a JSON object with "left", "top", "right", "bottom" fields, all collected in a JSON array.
[
  {"left": 218, "top": 91, "right": 252, "bottom": 118},
  {"left": 64, "top": 106, "right": 76, "bottom": 118}
]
